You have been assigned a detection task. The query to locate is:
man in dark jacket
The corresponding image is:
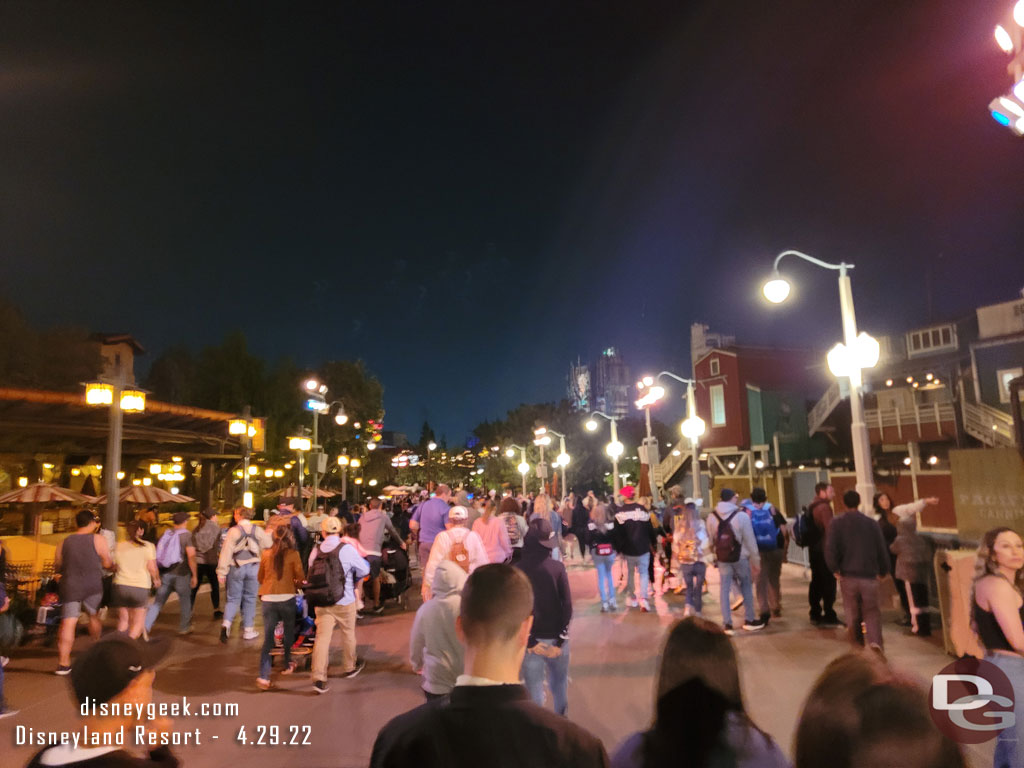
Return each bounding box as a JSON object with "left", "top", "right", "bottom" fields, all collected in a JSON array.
[
  {"left": 806, "top": 482, "right": 840, "bottom": 625},
  {"left": 371, "top": 564, "right": 608, "bottom": 768},
  {"left": 826, "top": 490, "right": 891, "bottom": 649},
  {"left": 515, "top": 516, "right": 573, "bottom": 715},
  {"left": 613, "top": 490, "right": 658, "bottom": 612}
]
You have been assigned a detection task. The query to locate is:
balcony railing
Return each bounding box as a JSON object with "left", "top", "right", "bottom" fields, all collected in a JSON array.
[
  {"left": 864, "top": 401, "right": 957, "bottom": 443},
  {"left": 962, "top": 400, "right": 1016, "bottom": 448}
]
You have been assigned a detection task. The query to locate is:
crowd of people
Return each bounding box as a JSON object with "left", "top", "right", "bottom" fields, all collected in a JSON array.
[{"left": 2, "top": 479, "right": 1022, "bottom": 768}]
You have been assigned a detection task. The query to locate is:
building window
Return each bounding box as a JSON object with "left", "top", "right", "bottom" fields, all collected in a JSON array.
[
  {"left": 998, "top": 367, "right": 1023, "bottom": 403},
  {"left": 906, "top": 324, "right": 957, "bottom": 357},
  {"left": 710, "top": 384, "right": 726, "bottom": 426},
  {"left": 709, "top": 357, "right": 720, "bottom": 376}
]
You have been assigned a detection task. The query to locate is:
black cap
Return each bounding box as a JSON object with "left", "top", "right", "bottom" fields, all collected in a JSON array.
[
  {"left": 172, "top": 510, "right": 189, "bottom": 525},
  {"left": 526, "top": 516, "right": 557, "bottom": 549},
  {"left": 70, "top": 633, "right": 171, "bottom": 704},
  {"left": 201, "top": 507, "right": 218, "bottom": 519},
  {"left": 720, "top": 488, "right": 737, "bottom": 502}
]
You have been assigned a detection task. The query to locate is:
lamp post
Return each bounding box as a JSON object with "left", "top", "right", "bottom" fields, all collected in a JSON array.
[
  {"left": 288, "top": 434, "right": 312, "bottom": 504},
  {"left": 763, "top": 250, "right": 879, "bottom": 510},
  {"left": 426, "top": 441, "right": 437, "bottom": 488},
  {"left": 656, "top": 371, "right": 706, "bottom": 499},
  {"left": 228, "top": 407, "right": 258, "bottom": 509},
  {"left": 635, "top": 376, "right": 666, "bottom": 501},
  {"left": 585, "top": 411, "right": 623, "bottom": 497},
  {"left": 337, "top": 454, "right": 350, "bottom": 502},
  {"left": 506, "top": 444, "right": 530, "bottom": 495},
  {"left": 541, "top": 428, "right": 570, "bottom": 498},
  {"left": 533, "top": 427, "right": 552, "bottom": 494},
  {"left": 84, "top": 376, "right": 146, "bottom": 532}
]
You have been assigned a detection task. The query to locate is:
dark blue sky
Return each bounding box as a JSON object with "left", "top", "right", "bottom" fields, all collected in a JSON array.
[{"left": 2, "top": 0, "right": 1023, "bottom": 443}]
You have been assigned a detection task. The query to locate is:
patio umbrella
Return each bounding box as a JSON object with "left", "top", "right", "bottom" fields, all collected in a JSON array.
[
  {"left": 0, "top": 483, "right": 95, "bottom": 505},
  {"left": 267, "top": 485, "right": 336, "bottom": 500},
  {"left": 93, "top": 486, "right": 195, "bottom": 504}
]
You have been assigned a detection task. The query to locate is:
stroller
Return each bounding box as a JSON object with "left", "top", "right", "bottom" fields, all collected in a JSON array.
[
  {"left": 379, "top": 542, "right": 411, "bottom": 609},
  {"left": 35, "top": 578, "right": 62, "bottom": 646}
]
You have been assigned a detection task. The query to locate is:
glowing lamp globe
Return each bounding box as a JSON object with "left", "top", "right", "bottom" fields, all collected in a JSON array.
[
  {"left": 606, "top": 441, "right": 624, "bottom": 459},
  {"left": 585, "top": 419, "right": 598, "bottom": 432},
  {"left": 518, "top": 461, "right": 530, "bottom": 475},
  {"left": 557, "top": 452, "right": 570, "bottom": 467},
  {"left": 680, "top": 415, "right": 706, "bottom": 440},
  {"left": 762, "top": 277, "right": 791, "bottom": 304}
]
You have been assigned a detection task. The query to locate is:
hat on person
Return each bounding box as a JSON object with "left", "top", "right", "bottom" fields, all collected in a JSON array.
[
  {"left": 322, "top": 517, "right": 342, "bottom": 535},
  {"left": 278, "top": 499, "right": 296, "bottom": 509},
  {"left": 684, "top": 497, "right": 697, "bottom": 506},
  {"left": 201, "top": 507, "right": 218, "bottom": 519},
  {"left": 499, "top": 497, "right": 521, "bottom": 515},
  {"left": 70, "top": 633, "right": 171, "bottom": 705},
  {"left": 620, "top": 485, "right": 636, "bottom": 500},
  {"left": 526, "top": 516, "right": 558, "bottom": 548},
  {"left": 172, "top": 510, "right": 189, "bottom": 525},
  {"left": 448, "top": 505, "right": 469, "bottom": 522},
  {"left": 720, "top": 488, "right": 737, "bottom": 502}
]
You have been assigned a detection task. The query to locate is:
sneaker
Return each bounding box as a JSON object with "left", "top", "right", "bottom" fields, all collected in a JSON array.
[
  {"left": 213, "top": 610, "right": 224, "bottom": 619},
  {"left": 822, "top": 614, "right": 844, "bottom": 627},
  {"left": 342, "top": 659, "right": 366, "bottom": 679},
  {"left": 220, "top": 627, "right": 229, "bottom": 644},
  {"left": 626, "top": 596, "right": 639, "bottom": 609},
  {"left": 639, "top": 600, "right": 650, "bottom": 613},
  {"left": 759, "top": 612, "right": 771, "bottom": 626},
  {"left": 743, "top": 619, "right": 767, "bottom": 631},
  {"left": 256, "top": 678, "right": 272, "bottom": 691},
  {"left": 371, "top": 604, "right": 385, "bottom": 616},
  {"left": 177, "top": 625, "right": 194, "bottom": 636},
  {"left": 56, "top": 665, "right": 72, "bottom": 676},
  {"left": 723, "top": 624, "right": 735, "bottom": 636},
  {"left": 356, "top": 611, "right": 365, "bottom": 621},
  {"left": 242, "top": 627, "right": 260, "bottom": 641},
  {"left": 609, "top": 601, "right": 618, "bottom": 612},
  {"left": 600, "top": 602, "right": 608, "bottom": 613},
  {"left": 313, "top": 680, "right": 330, "bottom": 694},
  {"left": 0, "top": 709, "right": 19, "bottom": 720}
]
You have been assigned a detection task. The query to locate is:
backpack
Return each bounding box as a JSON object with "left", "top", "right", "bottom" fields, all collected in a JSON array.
[
  {"left": 448, "top": 531, "right": 470, "bottom": 573},
  {"left": 304, "top": 546, "right": 348, "bottom": 607},
  {"left": 747, "top": 503, "right": 780, "bottom": 552},
  {"left": 193, "top": 520, "right": 222, "bottom": 560},
  {"left": 231, "top": 526, "right": 262, "bottom": 566},
  {"left": 711, "top": 511, "right": 742, "bottom": 563},
  {"left": 155, "top": 530, "right": 186, "bottom": 570},
  {"left": 675, "top": 527, "right": 701, "bottom": 564},
  {"left": 793, "top": 505, "right": 820, "bottom": 549},
  {"left": 265, "top": 512, "right": 294, "bottom": 537}
]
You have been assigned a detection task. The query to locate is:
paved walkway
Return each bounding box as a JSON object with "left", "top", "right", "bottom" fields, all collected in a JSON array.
[{"left": 1, "top": 558, "right": 994, "bottom": 768}]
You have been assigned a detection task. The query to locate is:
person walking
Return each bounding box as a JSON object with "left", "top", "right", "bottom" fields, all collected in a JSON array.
[
  {"left": 531, "top": 494, "right": 564, "bottom": 562},
  {"left": 824, "top": 490, "right": 890, "bottom": 649},
  {"left": 409, "top": 560, "right": 468, "bottom": 700},
  {"left": 970, "top": 526, "right": 1024, "bottom": 768},
  {"left": 472, "top": 499, "right": 513, "bottom": 564},
  {"left": 256, "top": 525, "right": 304, "bottom": 690},
  {"left": 890, "top": 513, "right": 935, "bottom": 636},
  {"left": 190, "top": 507, "right": 224, "bottom": 619},
  {"left": 613, "top": 491, "right": 658, "bottom": 612},
  {"left": 673, "top": 500, "right": 709, "bottom": 617},
  {"left": 588, "top": 503, "right": 618, "bottom": 612},
  {"left": 499, "top": 496, "right": 528, "bottom": 563},
  {"left": 217, "top": 507, "right": 271, "bottom": 643},
  {"left": 112, "top": 520, "right": 159, "bottom": 639},
  {"left": 54, "top": 509, "right": 114, "bottom": 675},
  {"left": 145, "top": 510, "right": 198, "bottom": 637},
  {"left": 410, "top": 484, "right": 451, "bottom": 569},
  {"left": 358, "top": 498, "right": 406, "bottom": 615},
  {"left": 742, "top": 487, "right": 788, "bottom": 623},
  {"left": 515, "top": 516, "right": 573, "bottom": 715},
  {"left": 805, "top": 482, "right": 840, "bottom": 626},
  {"left": 422, "top": 506, "right": 488, "bottom": 600},
  {"left": 707, "top": 489, "right": 765, "bottom": 634},
  {"left": 570, "top": 493, "right": 590, "bottom": 563}
]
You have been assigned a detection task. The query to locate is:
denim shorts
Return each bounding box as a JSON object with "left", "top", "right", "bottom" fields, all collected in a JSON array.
[
  {"left": 112, "top": 584, "right": 150, "bottom": 608},
  {"left": 63, "top": 592, "right": 102, "bottom": 618}
]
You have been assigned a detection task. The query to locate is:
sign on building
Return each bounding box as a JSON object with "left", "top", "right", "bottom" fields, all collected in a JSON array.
[{"left": 949, "top": 448, "right": 1024, "bottom": 542}]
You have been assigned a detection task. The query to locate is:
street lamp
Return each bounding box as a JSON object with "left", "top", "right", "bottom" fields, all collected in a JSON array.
[
  {"left": 337, "top": 454, "right": 350, "bottom": 501},
  {"left": 426, "top": 441, "right": 437, "bottom": 487},
  {"left": 288, "top": 434, "right": 311, "bottom": 503},
  {"left": 229, "top": 408, "right": 258, "bottom": 506},
  {"left": 542, "top": 428, "right": 571, "bottom": 498},
  {"left": 635, "top": 377, "right": 667, "bottom": 501},
  {"left": 763, "top": 249, "right": 878, "bottom": 510},
  {"left": 656, "top": 371, "right": 706, "bottom": 499},
  {"left": 989, "top": 3, "right": 1024, "bottom": 135},
  {"left": 585, "top": 411, "right": 623, "bottom": 497},
  {"left": 507, "top": 443, "right": 530, "bottom": 495},
  {"left": 533, "top": 427, "right": 553, "bottom": 492},
  {"left": 84, "top": 378, "right": 147, "bottom": 531}
]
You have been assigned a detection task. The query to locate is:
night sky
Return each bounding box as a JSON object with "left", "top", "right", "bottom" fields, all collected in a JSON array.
[{"left": 2, "top": 0, "right": 1023, "bottom": 442}]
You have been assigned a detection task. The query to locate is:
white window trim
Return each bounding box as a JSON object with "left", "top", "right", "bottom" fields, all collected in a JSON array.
[
  {"left": 906, "top": 323, "right": 957, "bottom": 358},
  {"left": 710, "top": 384, "right": 726, "bottom": 427},
  {"left": 997, "top": 367, "right": 1023, "bottom": 404},
  {"left": 709, "top": 358, "right": 720, "bottom": 376}
]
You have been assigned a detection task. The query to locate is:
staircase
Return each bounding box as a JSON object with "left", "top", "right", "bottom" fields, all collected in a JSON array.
[
  {"left": 962, "top": 400, "right": 1016, "bottom": 448},
  {"left": 808, "top": 382, "right": 842, "bottom": 436},
  {"left": 658, "top": 449, "right": 688, "bottom": 487}
]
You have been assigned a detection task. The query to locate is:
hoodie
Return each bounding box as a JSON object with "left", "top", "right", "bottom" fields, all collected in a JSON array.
[
  {"left": 613, "top": 502, "right": 658, "bottom": 557},
  {"left": 706, "top": 502, "right": 761, "bottom": 569},
  {"left": 409, "top": 560, "right": 468, "bottom": 695}
]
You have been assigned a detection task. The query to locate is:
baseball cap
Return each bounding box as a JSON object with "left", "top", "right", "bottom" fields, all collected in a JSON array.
[
  {"left": 620, "top": 485, "right": 636, "bottom": 500},
  {"left": 322, "top": 516, "right": 342, "bottom": 535},
  {"left": 70, "top": 633, "right": 171, "bottom": 705},
  {"left": 684, "top": 497, "right": 696, "bottom": 506},
  {"left": 172, "top": 510, "right": 189, "bottom": 525},
  {"left": 720, "top": 488, "right": 737, "bottom": 502},
  {"left": 448, "top": 505, "right": 469, "bottom": 522},
  {"left": 526, "top": 516, "right": 557, "bottom": 548}
]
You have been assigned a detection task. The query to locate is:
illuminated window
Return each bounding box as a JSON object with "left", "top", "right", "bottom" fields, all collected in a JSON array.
[
  {"left": 998, "top": 367, "right": 1023, "bottom": 404},
  {"left": 907, "top": 324, "right": 957, "bottom": 357},
  {"left": 710, "top": 384, "right": 726, "bottom": 427}
]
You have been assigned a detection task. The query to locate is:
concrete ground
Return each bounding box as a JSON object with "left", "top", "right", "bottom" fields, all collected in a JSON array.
[{"left": 1, "top": 559, "right": 994, "bottom": 768}]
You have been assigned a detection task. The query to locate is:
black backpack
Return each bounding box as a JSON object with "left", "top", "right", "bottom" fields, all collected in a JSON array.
[
  {"left": 793, "top": 505, "right": 820, "bottom": 548},
  {"left": 712, "top": 511, "right": 742, "bottom": 563},
  {"left": 304, "top": 546, "right": 347, "bottom": 607}
]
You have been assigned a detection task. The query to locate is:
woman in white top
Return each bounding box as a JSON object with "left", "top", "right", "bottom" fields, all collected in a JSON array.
[{"left": 113, "top": 519, "right": 159, "bottom": 638}]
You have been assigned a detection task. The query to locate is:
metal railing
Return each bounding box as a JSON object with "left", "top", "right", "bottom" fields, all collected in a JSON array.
[
  {"left": 808, "top": 382, "right": 841, "bottom": 436},
  {"left": 962, "top": 400, "right": 1016, "bottom": 448},
  {"left": 864, "top": 401, "right": 956, "bottom": 441}
]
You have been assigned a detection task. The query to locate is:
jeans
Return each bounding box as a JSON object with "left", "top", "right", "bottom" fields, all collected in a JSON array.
[
  {"left": 145, "top": 572, "right": 192, "bottom": 632},
  {"left": 624, "top": 553, "right": 651, "bottom": 600},
  {"left": 838, "top": 576, "right": 882, "bottom": 647},
  {"left": 681, "top": 562, "right": 707, "bottom": 614},
  {"left": 988, "top": 653, "right": 1024, "bottom": 768},
  {"left": 593, "top": 554, "right": 616, "bottom": 605},
  {"left": 191, "top": 563, "right": 220, "bottom": 611},
  {"left": 311, "top": 602, "right": 358, "bottom": 681},
  {"left": 223, "top": 562, "right": 259, "bottom": 631},
  {"left": 808, "top": 548, "right": 837, "bottom": 620},
  {"left": 756, "top": 548, "right": 784, "bottom": 616},
  {"left": 521, "top": 638, "right": 570, "bottom": 715},
  {"left": 718, "top": 559, "right": 755, "bottom": 626},
  {"left": 259, "top": 598, "right": 296, "bottom": 680}
]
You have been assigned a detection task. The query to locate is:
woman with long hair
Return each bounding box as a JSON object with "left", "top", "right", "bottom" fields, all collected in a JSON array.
[
  {"left": 795, "top": 650, "right": 964, "bottom": 768},
  {"left": 611, "top": 617, "right": 787, "bottom": 768},
  {"left": 112, "top": 520, "right": 159, "bottom": 638},
  {"left": 471, "top": 499, "right": 512, "bottom": 563},
  {"left": 971, "top": 526, "right": 1024, "bottom": 768},
  {"left": 674, "top": 502, "right": 709, "bottom": 616},
  {"left": 256, "top": 524, "right": 304, "bottom": 690},
  {"left": 873, "top": 492, "right": 939, "bottom": 627},
  {"left": 531, "top": 493, "right": 563, "bottom": 562},
  {"left": 587, "top": 503, "right": 618, "bottom": 611}
]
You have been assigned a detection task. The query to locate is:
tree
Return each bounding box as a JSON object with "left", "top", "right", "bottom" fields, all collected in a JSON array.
[
  {"left": 144, "top": 345, "right": 196, "bottom": 404},
  {"left": 0, "top": 298, "right": 101, "bottom": 391}
]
